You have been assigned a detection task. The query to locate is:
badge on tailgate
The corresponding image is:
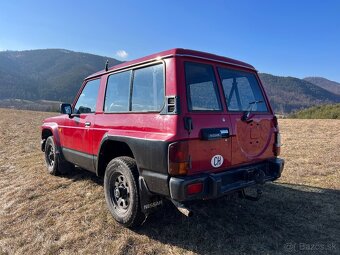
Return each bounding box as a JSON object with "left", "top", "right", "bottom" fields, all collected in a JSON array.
[{"left": 201, "top": 128, "right": 230, "bottom": 140}]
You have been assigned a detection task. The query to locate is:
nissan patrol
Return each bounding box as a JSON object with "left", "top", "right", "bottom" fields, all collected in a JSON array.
[{"left": 41, "top": 48, "right": 284, "bottom": 227}]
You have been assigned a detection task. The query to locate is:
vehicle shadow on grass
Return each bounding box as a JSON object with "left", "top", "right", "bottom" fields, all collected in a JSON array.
[
  {"left": 63, "top": 169, "right": 339, "bottom": 254},
  {"left": 64, "top": 166, "right": 103, "bottom": 185},
  {"left": 137, "top": 183, "right": 340, "bottom": 254}
]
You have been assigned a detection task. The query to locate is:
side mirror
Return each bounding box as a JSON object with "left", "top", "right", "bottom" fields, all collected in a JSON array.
[{"left": 60, "top": 103, "right": 72, "bottom": 116}]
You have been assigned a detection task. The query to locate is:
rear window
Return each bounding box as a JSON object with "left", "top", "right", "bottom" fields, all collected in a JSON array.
[
  {"left": 185, "top": 62, "right": 222, "bottom": 111},
  {"left": 218, "top": 68, "right": 268, "bottom": 112}
]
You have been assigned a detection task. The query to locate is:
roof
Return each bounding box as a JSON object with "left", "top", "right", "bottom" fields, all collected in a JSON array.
[{"left": 86, "top": 48, "right": 256, "bottom": 79}]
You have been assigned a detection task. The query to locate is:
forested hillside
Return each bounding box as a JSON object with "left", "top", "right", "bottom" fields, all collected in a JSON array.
[
  {"left": 259, "top": 73, "right": 340, "bottom": 113},
  {"left": 1, "top": 49, "right": 340, "bottom": 114},
  {"left": 0, "top": 49, "right": 121, "bottom": 102},
  {"left": 304, "top": 77, "right": 340, "bottom": 95}
]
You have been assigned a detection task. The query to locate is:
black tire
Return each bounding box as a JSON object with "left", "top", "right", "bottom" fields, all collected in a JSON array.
[
  {"left": 104, "top": 156, "right": 146, "bottom": 228},
  {"left": 44, "top": 136, "right": 74, "bottom": 175}
]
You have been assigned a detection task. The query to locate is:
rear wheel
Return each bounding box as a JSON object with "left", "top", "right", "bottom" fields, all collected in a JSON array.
[
  {"left": 44, "top": 136, "right": 74, "bottom": 175},
  {"left": 104, "top": 156, "right": 145, "bottom": 228}
]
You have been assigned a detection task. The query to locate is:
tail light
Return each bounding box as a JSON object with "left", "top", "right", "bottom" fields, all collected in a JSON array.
[
  {"left": 273, "top": 115, "right": 281, "bottom": 156},
  {"left": 187, "top": 182, "right": 203, "bottom": 195},
  {"left": 168, "top": 141, "right": 190, "bottom": 175},
  {"left": 274, "top": 132, "right": 281, "bottom": 156}
]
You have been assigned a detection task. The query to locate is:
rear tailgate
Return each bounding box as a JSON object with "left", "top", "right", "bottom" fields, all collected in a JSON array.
[
  {"left": 180, "top": 61, "right": 232, "bottom": 175},
  {"left": 186, "top": 114, "right": 232, "bottom": 175},
  {"left": 178, "top": 59, "right": 277, "bottom": 176},
  {"left": 229, "top": 114, "right": 276, "bottom": 166},
  {"left": 217, "top": 66, "right": 277, "bottom": 166}
]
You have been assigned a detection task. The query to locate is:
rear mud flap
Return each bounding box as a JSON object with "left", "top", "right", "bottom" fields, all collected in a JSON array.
[{"left": 139, "top": 177, "right": 163, "bottom": 215}]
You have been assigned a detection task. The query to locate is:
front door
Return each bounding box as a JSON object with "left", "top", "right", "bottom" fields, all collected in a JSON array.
[{"left": 60, "top": 78, "right": 101, "bottom": 171}]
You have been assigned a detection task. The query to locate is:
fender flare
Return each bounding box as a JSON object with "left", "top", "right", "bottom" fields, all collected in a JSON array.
[
  {"left": 97, "top": 134, "right": 165, "bottom": 213},
  {"left": 41, "top": 123, "right": 62, "bottom": 156},
  {"left": 96, "top": 133, "right": 137, "bottom": 176},
  {"left": 96, "top": 133, "right": 170, "bottom": 196}
]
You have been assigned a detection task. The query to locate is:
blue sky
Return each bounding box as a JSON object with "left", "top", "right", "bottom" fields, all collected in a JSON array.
[{"left": 1, "top": 0, "right": 339, "bottom": 81}]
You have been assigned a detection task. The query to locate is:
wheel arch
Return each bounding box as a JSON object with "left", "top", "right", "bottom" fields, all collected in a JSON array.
[
  {"left": 96, "top": 135, "right": 136, "bottom": 177},
  {"left": 96, "top": 133, "right": 170, "bottom": 197},
  {"left": 41, "top": 123, "right": 61, "bottom": 153},
  {"left": 42, "top": 128, "right": 53, "bottom": 140}
]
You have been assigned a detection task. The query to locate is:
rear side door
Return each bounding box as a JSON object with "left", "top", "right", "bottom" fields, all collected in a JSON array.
[
  {"left": 217, "top": 67, "right": 275, "bottom": 165},
  {"left": 182, "top": 61, "right": 232, "bottom": 175},
  {"left": 60, "top": 78, "right": 101, "bottom": 171}
]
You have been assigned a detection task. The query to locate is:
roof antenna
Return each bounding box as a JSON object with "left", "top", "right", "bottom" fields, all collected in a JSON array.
[{"left": 105, "top": 60, "right": 109, "bottom": 71}]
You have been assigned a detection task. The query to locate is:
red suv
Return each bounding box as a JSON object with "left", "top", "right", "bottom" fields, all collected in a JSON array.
[{"left": 41, "top": 48, "right": 284, "bottom": 227}]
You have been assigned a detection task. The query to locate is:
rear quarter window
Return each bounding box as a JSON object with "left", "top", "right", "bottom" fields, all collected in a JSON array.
[
  {"left": 131, "top": 64, "right": 164, "bottom": 112},
  {"left": 185, "top": 62, "right": 222, "bottom": 111}
]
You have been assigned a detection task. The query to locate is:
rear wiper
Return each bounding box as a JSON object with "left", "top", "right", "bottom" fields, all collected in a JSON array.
[{"left": 241, "top": 100, "right": 263, "bottom": 122}]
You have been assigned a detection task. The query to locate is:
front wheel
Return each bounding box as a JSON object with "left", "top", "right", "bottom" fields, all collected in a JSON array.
[
  {"left": 44, "top": 136, "right": 74, "bottom": 175},
  {"left": 104, "top": 156, "right": 145, "bottom": 228}
]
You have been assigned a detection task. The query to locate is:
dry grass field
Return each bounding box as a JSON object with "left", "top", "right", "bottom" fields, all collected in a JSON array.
[{"left": 0, "top": 108, "right": 339, "bottom": 255}]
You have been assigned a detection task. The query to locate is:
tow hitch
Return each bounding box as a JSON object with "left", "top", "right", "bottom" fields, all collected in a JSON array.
[
  {"left": 239, "top": 187, "right": 262, "bottom": 201},
  {"left": 239, "top": 168, "right": 265, "bottom": 201}
]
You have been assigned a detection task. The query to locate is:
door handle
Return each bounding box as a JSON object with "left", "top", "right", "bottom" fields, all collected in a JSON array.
[{"left": 85, "top": 121, "right": 91, "bottom": 127}]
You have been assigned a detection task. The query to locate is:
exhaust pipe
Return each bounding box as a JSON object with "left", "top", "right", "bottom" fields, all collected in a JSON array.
[{"left": 171, "top": 200, "right": 193, "bottom": 217}]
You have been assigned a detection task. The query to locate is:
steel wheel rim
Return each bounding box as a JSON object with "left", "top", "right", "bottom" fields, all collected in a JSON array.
[
  {"left": 46, "top": 144, "right": 55, "bottom": 167},
  {"left": 111, "top": 172, "right": 130, "bottom": 214}
]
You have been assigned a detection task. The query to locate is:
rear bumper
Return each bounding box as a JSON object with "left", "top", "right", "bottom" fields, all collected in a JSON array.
[{"left": 169, "top": 158, "right": 284, "bottom": 202}]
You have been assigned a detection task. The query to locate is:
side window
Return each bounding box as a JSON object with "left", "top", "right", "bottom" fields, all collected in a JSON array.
[
  {"left": 74, "top": 79, "right": 100, "bottom": 114},
  {"left": 185, "top": 62, "right": 222, "bottom": 111},
  {"left": 218, "top": 68, "right": 268, "bottom": 112},
  {"left": 131, "top": 64, "right": 164, "bottom": 112},
  {"left": 104, "top": 71, "right": 131, "bottom": 112}
]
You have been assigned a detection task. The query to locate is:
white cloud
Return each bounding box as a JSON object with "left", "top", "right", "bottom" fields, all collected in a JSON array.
[{"left": 116, "top": 50, "right": 128, "bottom": 59}]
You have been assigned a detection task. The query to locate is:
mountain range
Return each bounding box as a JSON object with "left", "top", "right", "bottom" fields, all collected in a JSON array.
[
  {"left": 303, "top": 77, "right": 340, "bottom": 95},
  {"left": 259, "top": 74, "right": 340, "bottom": 113},
  {"left": 0, "top": 49, "right": 339, "bottom": 114}
]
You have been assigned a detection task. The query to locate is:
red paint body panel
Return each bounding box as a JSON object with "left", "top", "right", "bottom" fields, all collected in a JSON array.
[
  {"left": 175, "top": 56, "right": 275, "bottom": 175},
  {"left": 41, "top": 48, "right": 278, "bottom": 178}
]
